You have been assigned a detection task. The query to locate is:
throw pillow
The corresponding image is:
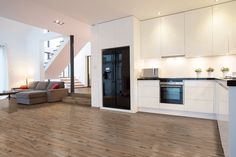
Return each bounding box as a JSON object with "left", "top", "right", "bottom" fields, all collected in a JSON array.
[
  {"left": 20, "top": 85, "right": 28, "bottom": 89},
  {"left": 51, "top": 83, "right": 60, "bottom": 89}
]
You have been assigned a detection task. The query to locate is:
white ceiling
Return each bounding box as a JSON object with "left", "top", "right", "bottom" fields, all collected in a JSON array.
[
  {"left": 0, "top": 0, "right": 91, "bottom": 36},
  {"left": 31, "top": 0, "right": 232, "bottom": 25}
]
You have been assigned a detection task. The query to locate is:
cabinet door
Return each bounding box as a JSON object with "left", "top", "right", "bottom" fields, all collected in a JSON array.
[
  {"left": 220, "top": 1, "right": 236, "bottom": 55},
  {"left": 161, "top": 13, "right": 185, "bottom": 57},
  {"left": 99, "top": 22, "right": 115, "bottom": 49},
  {"left": 184, "top": 81, "right": 214, "bottom": 113},
  {"left": 138, "top": 81, "right": 159, "bottom": 108},
  {"left": 185, "top": 7, "right": 213, "bottom": 57},
  {"left": 114, "top": 17, "right": 132, "bottom": 47},
  {"left": 213, "top": 5, "right": 229, "bottom": 55},
  {"left": 141, "top": 19, "right": 161, "bottom": 59}
]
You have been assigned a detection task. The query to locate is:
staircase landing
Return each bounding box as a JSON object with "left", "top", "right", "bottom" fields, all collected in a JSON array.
[{"left": 63, "top": 88, "right": 91, "bottom": 107}]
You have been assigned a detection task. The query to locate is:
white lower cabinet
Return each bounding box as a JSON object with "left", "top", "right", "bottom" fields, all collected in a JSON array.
[
  {"left": 138, "top": 80, "right": 159, "bottom": 109},
  {"left": 138, "top": 80, "right": 217, "bottom": 117},
  {"left": 184, "top": 81, "right": 215, "bottom": 113}
]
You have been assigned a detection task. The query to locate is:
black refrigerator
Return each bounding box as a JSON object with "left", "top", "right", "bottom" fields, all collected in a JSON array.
[{"left": 102, "top": 46, "right": 130, "bottom": 110}]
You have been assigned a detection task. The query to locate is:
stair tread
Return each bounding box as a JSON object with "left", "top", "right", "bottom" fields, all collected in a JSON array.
[
  {"left": 70, "top": 93, "right": 91, "bottom": 98},
  {"left": 64, "top": 96, "right": 90, "bottom": 100},
  {"left": 62, "top": 96, "right": 91, "bottom": 106}
]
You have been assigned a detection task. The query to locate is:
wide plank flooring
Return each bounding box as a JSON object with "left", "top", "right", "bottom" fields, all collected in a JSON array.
[{"left": 0, "top": 99, "right": 224, "bottom": 157}]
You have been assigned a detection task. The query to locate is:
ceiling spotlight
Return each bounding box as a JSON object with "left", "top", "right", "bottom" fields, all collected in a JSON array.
[
  {"left": 215, "top": 0, "right": 219, "bottom": 2},
  {"left": 54, "top": 20, "right": 64, "bottom": 25},
  {"left": 158, "top": 12, "right": 161, "bottom": 16}
]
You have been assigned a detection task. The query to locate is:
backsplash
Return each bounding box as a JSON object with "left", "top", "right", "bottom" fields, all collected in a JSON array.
[{"left": 138, "top": 55, "right": 236, "bottom": 78}]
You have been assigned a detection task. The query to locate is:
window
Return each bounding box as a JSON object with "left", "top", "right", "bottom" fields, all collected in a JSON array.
[{"left": 0, "top": 45, "right": 8, "bottom": 91}]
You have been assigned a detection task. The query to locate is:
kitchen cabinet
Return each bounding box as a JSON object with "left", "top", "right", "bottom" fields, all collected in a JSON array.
[
  {"left": 140, "top": 19, "right": 161, "bottom": 59},
  {"left": 185, "top": 81, "right": 214, "bottom": 113},
  {"left": 213, "top": 5, "right": 229, "bottom": 55},
  {"left": 213, "top": 1, "right": 236, "bottom": 55},
  {"left": 160, "top": 13, "right": 185, "bottom": 57},
  {"left": 99, "top": 22, "right": 115, "bottom": 49},
  {"left": 185, "top": 7, "right": 213, "bottom": 57},
  {"left": 113, "top": 17, "right": 132, "bottom": 47},
  {"left": 138, "top": 80, "right": 159, "bottom": 109},
  {"left": 98, "top": 17, "right": 132, "bottom": 49}
]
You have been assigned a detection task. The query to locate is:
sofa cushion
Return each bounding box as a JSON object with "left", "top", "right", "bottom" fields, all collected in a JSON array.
[
  {"left": 28, "top": 81, "right": 39, "bottom": 89},
  {"left": 35, "top": 81, "right": 49, "bottom": 90},
  {"left": 47, "top": 82, "right": 64, "bottom": 90},
  {"left": 16, "top": 91, "right": 47, "bottom": 99}
]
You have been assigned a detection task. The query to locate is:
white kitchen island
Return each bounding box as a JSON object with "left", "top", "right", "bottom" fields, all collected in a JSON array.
[{"left": 228, "top": 83, "right": 236, "bottom": 157}]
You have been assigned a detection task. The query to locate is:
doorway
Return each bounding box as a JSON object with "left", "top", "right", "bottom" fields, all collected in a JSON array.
[{"left": 87, "top": 56, "right": 91, "bottom": 87}]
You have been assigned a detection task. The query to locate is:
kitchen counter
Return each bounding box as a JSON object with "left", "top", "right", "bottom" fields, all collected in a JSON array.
[
  {"left": 137, "top": 77, "right": 216, "bottom": 80},
  {"left": 137, "top": 77, "right": 236, "bottom": 86},
  {"left": 226, "top": 79, "right": 236, "bottom": 86}
]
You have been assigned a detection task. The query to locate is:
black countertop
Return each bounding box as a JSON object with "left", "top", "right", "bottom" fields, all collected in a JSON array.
[
  {"left": 137, "top": 77, "right": 217, "bottom": 81},
  {"left": 226, "top": 79, "right": 236, "bottom": 86},
  {"left": 137, "top": 77, "right": 236, "bottom": 87}
]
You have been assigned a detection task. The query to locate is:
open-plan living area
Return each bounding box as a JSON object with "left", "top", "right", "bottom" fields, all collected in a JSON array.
[{"left": 0, "top": 0, "right": 236, "bottom": 156}]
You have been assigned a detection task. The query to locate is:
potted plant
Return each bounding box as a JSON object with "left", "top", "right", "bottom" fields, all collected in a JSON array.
[
  {"left": 221, "top": 67, "right": 230, "bottom": 78},
  {"left": 195, "top": 68, "right": 202, "bottom": 78},
  {"left": 206, "top": 67, "right": 214, "bottom": 78}
]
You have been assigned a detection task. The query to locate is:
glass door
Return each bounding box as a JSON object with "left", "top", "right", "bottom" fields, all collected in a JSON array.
[{"left": 102, "top": 51, "right": 116, "bottom": 108}]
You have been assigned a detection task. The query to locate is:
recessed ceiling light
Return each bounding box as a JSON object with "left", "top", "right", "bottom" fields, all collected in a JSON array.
[
  {"left": 158, "top": 12, "right": 161, "bottom": 16},
  {"left": 54, "top": 20, "right": 64, "bottom": 25},
  {"left": 215, "top": 0, "right": 219, "bottom": 2}
]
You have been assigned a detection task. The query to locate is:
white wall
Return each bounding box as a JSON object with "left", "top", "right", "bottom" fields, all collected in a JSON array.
[
  {"left": 139, "top": 55, "right": 236, "bottom": 78},
  {"left": 74, "top": 42, "right": 91, "bottom": 85},
  {"left": 0, "top": 16, "right": 61, "bottom": 88}
]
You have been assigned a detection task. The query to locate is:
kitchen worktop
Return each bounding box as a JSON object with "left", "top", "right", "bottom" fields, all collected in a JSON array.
[
  {"left": 137, "top": 77, "right": 217, "bottom": 80},
  {"left": 137, "top": 77, "right": 236, "bottom": 86}
]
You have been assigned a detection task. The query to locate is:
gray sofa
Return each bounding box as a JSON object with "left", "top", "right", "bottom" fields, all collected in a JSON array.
[{"left": 16, "top": 81, "right": 68, "bottom": 105}]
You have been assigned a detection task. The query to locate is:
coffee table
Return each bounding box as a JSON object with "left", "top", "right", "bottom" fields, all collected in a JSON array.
[{"left": 0, "top": 90, "right": 20, "bottom": 100}]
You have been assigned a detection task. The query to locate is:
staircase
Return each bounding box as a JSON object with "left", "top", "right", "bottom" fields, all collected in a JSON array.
[
  {"left": 43, "top": 37, "right": 69, "bottom": 69},
  {"left": 60, "top": 77, "right": 85, "bottom": 89},
  {"left": 62, "top": 93, "right": 91, "bottom": 107}
]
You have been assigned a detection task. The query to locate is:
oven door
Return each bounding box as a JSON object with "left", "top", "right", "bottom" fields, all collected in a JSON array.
[{"left": 160, "top": 85, "right": 183, "bottom": 104}]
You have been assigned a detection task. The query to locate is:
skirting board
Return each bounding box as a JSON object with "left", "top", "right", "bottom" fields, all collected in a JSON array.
[
  {"left": 101, "top": 107, "right": 136, "bottom": 113},
  {"left": 138, "top": 107, "right": 217, "bottom": 120}
]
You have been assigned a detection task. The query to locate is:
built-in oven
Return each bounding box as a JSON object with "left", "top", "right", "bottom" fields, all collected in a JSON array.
[{"left": 160, "top": 80, "right": 184, "bottom": 105}]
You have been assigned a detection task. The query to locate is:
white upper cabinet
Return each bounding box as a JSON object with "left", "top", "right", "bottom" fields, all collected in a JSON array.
[
  {"left": 113, "top": 17, "right": 132, "bottom": 47},
  {"left": 213, "top": 1, "right": 236, "bottom": 55},
  {"left": 213, "top": 5, "right": 229, "bottom": 55},
  {"left": 185, "top": 7, "right": 213, "bottom": 57},
  {"left": 98, "top": 17, "right": 132, "bottom": 49},
  {"left": 99, "top": 22, "right": 116, "bottom": 49},
  {"left": 160, "top": 13, "right": 185, "bottom": 57},
  {"left": 141, "top": 18, "right": 161, "bottom": 59}
]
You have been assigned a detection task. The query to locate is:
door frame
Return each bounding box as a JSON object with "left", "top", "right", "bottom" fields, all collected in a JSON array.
[{"left": 86, "top": 55, "right": 91, "bottom": 87}]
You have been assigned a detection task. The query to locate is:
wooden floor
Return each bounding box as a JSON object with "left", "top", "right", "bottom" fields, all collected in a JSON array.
[{"left": 0, "top": 99, "right": 224, "bottom": 157}]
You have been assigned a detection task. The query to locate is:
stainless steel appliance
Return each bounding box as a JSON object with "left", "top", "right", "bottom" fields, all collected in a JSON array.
[
  {"left": 142, "top": 68, "right": 159, "bottom": 78},
  {"left": 160, "top": 79, "right": 184, "bottom": 104}
]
